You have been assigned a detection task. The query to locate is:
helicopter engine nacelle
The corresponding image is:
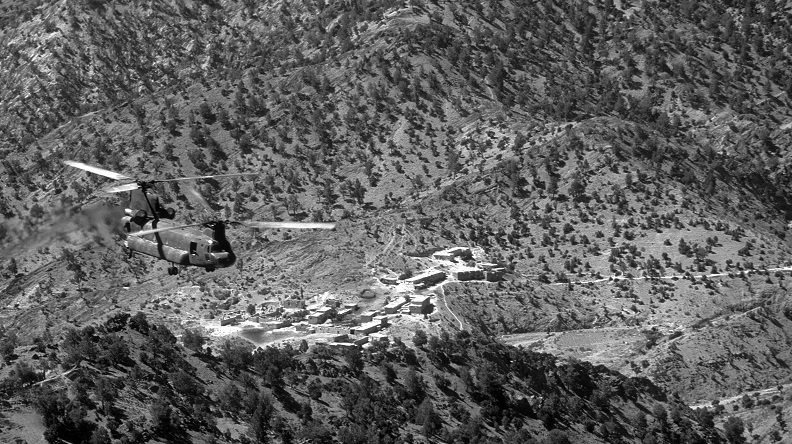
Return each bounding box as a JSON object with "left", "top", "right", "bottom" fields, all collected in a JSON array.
[{"left": 125, "top": 208, "right": 148, "bottom": 218}]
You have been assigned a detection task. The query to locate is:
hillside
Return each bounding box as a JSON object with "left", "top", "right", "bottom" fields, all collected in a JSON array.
[
  {"left": 1, "top": 0, "right": 792, "bottom": 442},
  {"left": 0, "top": 312, "right": 722, "bottom": 443}
]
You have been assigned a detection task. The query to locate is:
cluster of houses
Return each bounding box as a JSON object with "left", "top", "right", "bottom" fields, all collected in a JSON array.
[
  {"left": 218, "top": 293, "right": 432, "bottom": 341},
  {"left": 387, "top": 247, "right": 506, "bottom": 288},
  {"left": 214, "top": 246, "right": 502, "bottom": 349}
]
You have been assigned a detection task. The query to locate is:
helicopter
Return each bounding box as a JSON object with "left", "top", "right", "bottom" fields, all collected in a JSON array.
[{"left": 64, "top": 161, "right": 336, "bottom": 275}]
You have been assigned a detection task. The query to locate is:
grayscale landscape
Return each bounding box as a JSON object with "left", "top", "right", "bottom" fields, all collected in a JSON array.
[{"left": 1, "top": 0, "right": 792, "bottom": 442}]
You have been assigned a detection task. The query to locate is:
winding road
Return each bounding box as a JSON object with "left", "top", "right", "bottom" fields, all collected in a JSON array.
[
  {"left": 437, "top": 284, "right": 464, "bottom": 330},
  {"left": 549, "top": 266, "right": 792, "bottom": 286}
]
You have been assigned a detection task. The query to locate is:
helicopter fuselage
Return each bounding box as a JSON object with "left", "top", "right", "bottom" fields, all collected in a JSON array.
[{"left": 122, "top": 216, "right": 236, "bottom": 272}]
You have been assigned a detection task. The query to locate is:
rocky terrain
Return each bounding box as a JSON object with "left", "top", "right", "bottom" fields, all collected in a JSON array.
[{"left": 1, "top": 0, "right": 792, "bottom": 442}]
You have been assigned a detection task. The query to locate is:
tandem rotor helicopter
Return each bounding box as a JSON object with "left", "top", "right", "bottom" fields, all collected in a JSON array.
[{"left": 65, "top": 161, "right": 336, "bottom": 275}]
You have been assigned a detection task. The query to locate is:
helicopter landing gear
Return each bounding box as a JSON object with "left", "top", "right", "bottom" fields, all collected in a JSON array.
[
  {"left": 167, "top": 266, "right": 179, "bottom": 276},
  {"left": 206, "top": 266, "right": 216, "bottom": 272}
]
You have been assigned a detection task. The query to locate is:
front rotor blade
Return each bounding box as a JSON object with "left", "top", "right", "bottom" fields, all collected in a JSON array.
[
  {"left": 241, "top": 221, "right": 337, "bottom": 230},
  {"left": 103, "top": 182, "right": 141, "bottom": 193},
  {"left": 64, "top": 161, "right": 133, "bottom": 181},
  {"left": 154, "top": 172, "right": 260, "bottom": 183},
  {"left": 129, "top": 222, "right": 210, "bottom": 237}
]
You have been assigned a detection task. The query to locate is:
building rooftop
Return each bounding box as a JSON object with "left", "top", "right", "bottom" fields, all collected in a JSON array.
[{"left": 410, "top": 295, "right": 431, "bottom": 304}]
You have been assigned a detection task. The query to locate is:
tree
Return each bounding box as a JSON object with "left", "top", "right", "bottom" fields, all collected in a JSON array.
[
  {"left": 653, "top": 404, "right": 669, "bottom": 431},
  {"left": 170, "top": 369, "right": 202, "bottom": 402},
  {"left": 723, "top": 416, "right": 746, "bottom": 444},
  {"left": 299, "top": 401, "right": 313, "bottom": 424},
  {"left": 353, "top": 179, "right": 366, "bottom": 205},
  {"left": 182, "top": 328, "right": 205, "bottom": 352},
  {"left": 1, "top": 329, "right": 17, "bottom": 361},
  {"left": 505, "top": 427, "right": 539, "bottom": 444},
  {"left": 7, "top": 258, "right": 17, "bottom": 275},
  {"left": 249, "top": 395, "right": 274, "bottom": 443},
  {"left": 285, "top": 194, "right": 302, "bottom": 215},
  {"left": 89, "top": 426, "right": 111, "bottom": 444},
  {"left": 150, "top": 396, "right": 174, "bottom": 435},
  {"left": 403, "top": 367, "right": 425, "bottom": 401},
  {"left": 298, "top": 421, "right": 333, "bottom": 444},
  {"left": 307, "top": 378, "right": 322, "bottom": 400},
  {"left": 94, "top": 378, "right": 117, "bottom": 415},
  {"left": 631, "top": 411, "right": 648, "bottom": 437},
  {"left": 61, "top": 248, "right": 86, "bottom": 290},
  {"left": 415, "top": 398, "right": 441, "bottom": 436},
  {"left": 381, "top": 362, "right": 397, "bottom": 384},
  {"left": 129, "top": 312, "right": 150, "bottom": 334},
  {"left": 547, "top": 174, "right": 558, "bottom": 197},
  {"left": 29, "top": 202, "right": 45, "bottom": 219},
  {"left": 343, "top": 347, "right": 364, "bottom": 376},
  {"left": 546, "top": 429, "right": 572, "bottom": 444},
  {"left": 412, "top": 329, "right": 428, "bottom": 347},
  {"left": 220, "top": 338, "right": 254, "bottom": 372},
  {"left": 569, "top": 173, "right": 586, "bottom": 201}
]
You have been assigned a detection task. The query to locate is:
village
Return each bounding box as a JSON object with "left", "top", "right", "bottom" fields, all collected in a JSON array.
[{"left": 198, "top": 246, "right": 505, "bottom": 350}]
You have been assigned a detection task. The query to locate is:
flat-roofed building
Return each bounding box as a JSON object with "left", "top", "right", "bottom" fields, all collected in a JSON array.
[
  {"left": 261, "top": 319, "right": 292, "bottom": 329},
  {"left": 404, "top": 270, "right": 446, "bottom": 289},
  {"left": 220, "top": 312, "right": 241, "bottom": 326},
  {"left": 308, "top": 307, "right": 336, "bottom": 324},
  {"left": 360, "top": 310, "right": 380, "bottom": 322},
  {"left": 281, "top": 298, "right": 306, "bottom": 309},
  {"left": 409, "top": 295, "right": 431, "bottom": 314},
  {"left": 353, "top": 321, "right": 382, "bottom": 335},
  {"left": 352, "top": 321, "right": 382, "bottom": 335},
  {"left": 384, "top": 299, "right": 407, "bottom": 314},
  {"left": 452, "top": 269, "right": 484, "bottom": 281},
  {"left": 369, "top": 333, "right": 389, "bottom": 342},
  {"left": 380, "top": 276, "right": 399, "bottom": 285},
  {"left": 336, "top": 308, "right": 353, "bottom": 320},
  {"left": 484, "top": 267, "right": 506, "bottom": 281},
  {"left": 432, "top": 247, "right": 473, "bottom": 261}
]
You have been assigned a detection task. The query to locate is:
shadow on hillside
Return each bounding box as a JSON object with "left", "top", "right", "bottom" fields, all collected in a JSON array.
[{"left": 273, "top": 386, "right": 301, "bottom": 413}]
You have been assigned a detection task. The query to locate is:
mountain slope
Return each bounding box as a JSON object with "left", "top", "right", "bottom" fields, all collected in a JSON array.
[{"left": 1, "top": 0, "right": 792, "bottom": 442}]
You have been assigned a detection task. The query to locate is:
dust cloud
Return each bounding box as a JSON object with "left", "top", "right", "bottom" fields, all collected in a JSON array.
[{"left": 5, "top": 200, "right": 125, "bottom": 254}]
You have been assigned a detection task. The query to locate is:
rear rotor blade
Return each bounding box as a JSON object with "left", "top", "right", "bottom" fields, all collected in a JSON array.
[
  {"left": 241, "top": 221, "right": 337, "bottom": 230},
  {"left": 131, "top": 219, "right": 337, "bottom": 237},
  {"left": 64, "top": 161, "right": 133, "bottom": 181},
  {"left": 130, "top": 222, "right": 210, "bottom": 237},
  {"left": 103, "top": 182, "right": 141, "bottom": 193},
  {"left": 154, "top": 172, "right": 260, "bottom": 183}
]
